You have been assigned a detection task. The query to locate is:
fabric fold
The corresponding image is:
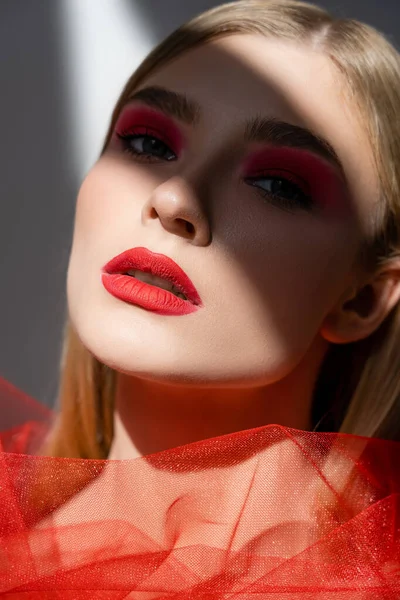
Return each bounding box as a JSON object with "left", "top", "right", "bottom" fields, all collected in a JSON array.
[{"left": 0, "top": 376, "right": 399, "bottom": 598}]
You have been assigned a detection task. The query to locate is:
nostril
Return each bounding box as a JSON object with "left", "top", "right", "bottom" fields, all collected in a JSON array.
[{"left": 175, "top": 218, "right": 194, "bottom": 234}]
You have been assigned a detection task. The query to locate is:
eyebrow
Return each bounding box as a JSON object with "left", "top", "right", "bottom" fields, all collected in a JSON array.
[
  {"left": 129, "top": 86, "right": 200, "bottom": 125},
  {"left": 128, "top": 85, "right": 346, "bottom": 178}
]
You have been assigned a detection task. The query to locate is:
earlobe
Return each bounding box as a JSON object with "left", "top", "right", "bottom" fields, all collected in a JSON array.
[{"left": 320, "top": 263, "right": 400, "bottom": 345}]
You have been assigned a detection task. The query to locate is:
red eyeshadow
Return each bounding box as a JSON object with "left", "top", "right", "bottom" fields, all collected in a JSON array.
[
  {"left": 113, "top": 105, "right": 184, "bottom": 153},
  {"left": 242, "top": 146, "right": 350, "bottom": 213}
]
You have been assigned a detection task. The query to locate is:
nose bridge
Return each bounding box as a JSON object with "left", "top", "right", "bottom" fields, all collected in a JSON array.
[
  {"left": 153, "top": 168, "right": 207, "bottom": 216},
  {"left": 169, "top": 143, "right": 219, "bottom": 205},
  {"left": 160, "top": 135, "right": 231, "bottom": 211}
]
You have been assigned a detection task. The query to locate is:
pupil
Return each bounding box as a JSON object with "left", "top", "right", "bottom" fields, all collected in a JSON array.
[
  {"left": 272, "top": 179, "right": 298, "bottom": 199},
  {"left": 143, "top": 137, "right": 166, "bottom": 157}
]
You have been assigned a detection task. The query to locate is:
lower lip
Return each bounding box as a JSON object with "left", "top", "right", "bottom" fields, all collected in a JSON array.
[{"left": 101, "top": 273, "right": 200, "bottom": 316}]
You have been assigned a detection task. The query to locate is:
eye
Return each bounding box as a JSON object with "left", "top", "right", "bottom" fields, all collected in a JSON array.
[
  {"left": 245, "top": 172, "right": 314, "bottom": 212},
  {"left": 116, "top": 129, "right": 177, "bottom": 162}
]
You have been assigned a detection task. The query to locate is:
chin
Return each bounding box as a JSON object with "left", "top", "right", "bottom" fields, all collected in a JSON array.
[
  {"left": 71, "top": 325, "right": 297, "bottom": 391},
  {"left": 67, "top": 288, "right": 312, "bottom": 389}
]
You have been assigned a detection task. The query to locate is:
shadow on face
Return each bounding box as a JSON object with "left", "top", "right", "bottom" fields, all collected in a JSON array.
[{"left": 66, "top": 34, "right": 378, "bottom": 391}]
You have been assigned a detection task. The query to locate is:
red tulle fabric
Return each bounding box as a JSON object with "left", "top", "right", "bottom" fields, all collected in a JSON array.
[{"left": 0, "top": 376, "right": 400, "bottom": 598}]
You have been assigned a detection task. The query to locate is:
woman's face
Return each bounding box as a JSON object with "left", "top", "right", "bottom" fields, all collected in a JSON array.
[{"left": 67, "top": 34, "right": 378, "bottom": 385}]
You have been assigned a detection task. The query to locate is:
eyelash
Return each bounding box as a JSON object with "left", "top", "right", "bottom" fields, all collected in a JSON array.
[
  {"left": 244, "top": 171, "right": 313, "bottom": 212},
  {"left": 116, "top": 128, "right": 177, "bottom": 162},
  {"left": 115, "top": 128, "right": 313, "bottom": 211}
]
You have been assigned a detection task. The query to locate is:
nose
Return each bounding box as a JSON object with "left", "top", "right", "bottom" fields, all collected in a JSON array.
[{"left": 141, "top": 175, "right": 211, "bottom": 246}]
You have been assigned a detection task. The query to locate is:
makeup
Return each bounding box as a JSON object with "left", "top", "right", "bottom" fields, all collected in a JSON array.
[
  {"left": 113, "top": 105, "right": 184, "bottom": 156},
  {"left": 101, "top": 247, "right": 202, "bottom": 316},
  {"left": 242, "top": 146, "right": 349, "bottom": 213}
]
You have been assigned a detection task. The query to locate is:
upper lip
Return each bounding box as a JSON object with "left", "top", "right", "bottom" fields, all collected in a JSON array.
[{"left": 102, "top": 247, "right": 202, "bottom": 306}]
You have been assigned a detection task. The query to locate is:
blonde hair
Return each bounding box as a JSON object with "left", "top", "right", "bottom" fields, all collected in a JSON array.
[{"left": 44, "top": 0, "right": 400, "bottom": 458}]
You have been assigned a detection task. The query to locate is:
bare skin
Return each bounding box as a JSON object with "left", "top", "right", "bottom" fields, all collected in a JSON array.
[
  {"left": 109, "top": 355, "right": 322, "bottom": 457},
  {"left": 66, "top": 35, "right": 400, "bottom": 460}
]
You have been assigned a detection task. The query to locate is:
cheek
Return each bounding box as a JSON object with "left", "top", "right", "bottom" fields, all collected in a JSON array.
[
  {"left": 212, "top": 191, "right": 358, "bottom": 347},
  {"left": 72, "top": 157, "right": 156, "bottom": 245},
  {"left": 262, "top": 226, "right": 354, "bottom": 307}
]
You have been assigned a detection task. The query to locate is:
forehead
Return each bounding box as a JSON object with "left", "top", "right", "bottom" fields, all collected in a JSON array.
[{"left": 141, "top": 35, "right": 379, "bottom": 228}]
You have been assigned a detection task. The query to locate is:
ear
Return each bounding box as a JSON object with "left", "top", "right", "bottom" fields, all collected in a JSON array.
[{"left": 320, "top": 259, "right": 400, "bottom": 344}]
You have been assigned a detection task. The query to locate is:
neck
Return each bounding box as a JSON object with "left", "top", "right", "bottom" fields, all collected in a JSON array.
[{"left": 108, "top": 338, "right": 328, "bottom": 460}]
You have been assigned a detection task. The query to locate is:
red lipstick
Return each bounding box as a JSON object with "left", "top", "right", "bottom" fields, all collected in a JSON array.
[{"left": 101, "top": 247, "right": 202, "bottom": 316}]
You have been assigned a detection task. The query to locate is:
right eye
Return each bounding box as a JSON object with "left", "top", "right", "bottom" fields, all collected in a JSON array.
[
  {"left": 117, "top": 130, "right": 177, "bottom": 162},
  {"left": 244, "top": 174, "right": 314, "bottom": 212}
]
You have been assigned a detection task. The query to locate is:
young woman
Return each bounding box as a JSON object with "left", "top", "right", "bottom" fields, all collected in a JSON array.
[{"left": 1, "top": 0, "right": 400, "bottom": 596}]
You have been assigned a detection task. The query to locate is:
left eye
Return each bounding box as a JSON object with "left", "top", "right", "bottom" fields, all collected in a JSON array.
[
  {"left": 245, "top": 176, "right": 313, "bottom": 211},
  {"left": 117, "top": 132, "right": 176, "bottom": 161}
]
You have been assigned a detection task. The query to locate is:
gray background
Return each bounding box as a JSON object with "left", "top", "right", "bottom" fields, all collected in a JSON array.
[{"left": 1, "top": 0, "right": 399, "bottom": 406}]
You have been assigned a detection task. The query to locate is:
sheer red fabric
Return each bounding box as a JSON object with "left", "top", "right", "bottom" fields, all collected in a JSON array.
[{"left": 0, "top": 376, "right": 399, "bottom": 598}]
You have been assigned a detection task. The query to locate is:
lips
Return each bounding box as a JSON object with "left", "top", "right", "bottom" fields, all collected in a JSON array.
[{"left": 101, "top": 247, "right": 203, "bottom": 315}]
